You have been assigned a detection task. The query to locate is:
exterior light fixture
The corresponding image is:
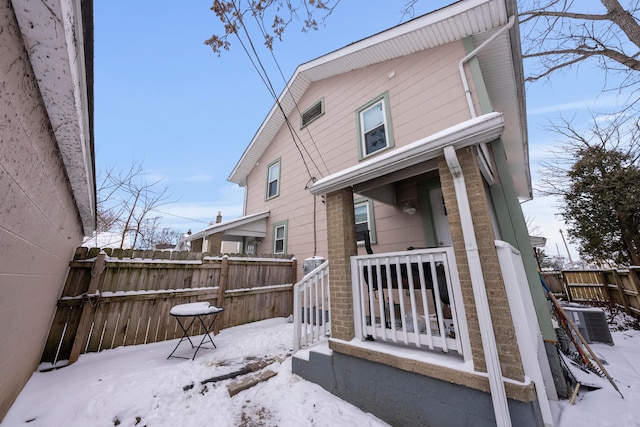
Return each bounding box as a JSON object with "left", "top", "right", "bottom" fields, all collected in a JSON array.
[{"left": 403, "top": 201, "right": 417, "bottom": 215}]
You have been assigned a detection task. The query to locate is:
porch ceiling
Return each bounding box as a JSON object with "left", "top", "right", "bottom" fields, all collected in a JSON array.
[
  {"left": 308, "top": 113, "right": 504, "bottom": 196},
  {"left": 186, "top": 211, "right": 270, "bottom": 241}
]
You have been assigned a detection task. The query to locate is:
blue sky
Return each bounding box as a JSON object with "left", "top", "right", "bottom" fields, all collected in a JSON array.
[{"left": 94, "top": 0, "right": 624, "bottom": 261}]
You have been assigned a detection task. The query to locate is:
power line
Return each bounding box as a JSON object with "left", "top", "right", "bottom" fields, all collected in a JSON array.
[
  {"left": 227, "top": 3, "right": 325, "bottom": 181},
  {"left": 251, "top": 11, "right": 331, "bottom": 178},
  {"left": 151, "top": 209, "right": 211, "bottom": 224}
]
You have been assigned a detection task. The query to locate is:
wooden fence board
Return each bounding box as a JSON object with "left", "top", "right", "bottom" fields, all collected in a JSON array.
[{"left": 41, "top": 250, "right": 296, "bottom": 365}]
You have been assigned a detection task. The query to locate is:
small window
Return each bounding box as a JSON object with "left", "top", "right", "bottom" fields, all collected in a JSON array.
[
  {"left": 272, "top": 220, "right": 288, "bottom": 254},
  {"left": 301, "top": 98, "right": 324, "bottom": 128},
  {"left": 266, "top": 159, "right": 280, "bottom": 199},
  {"left": 357, "top": 93, "right": 394, "bottom": 159},
  {"left": 354, "top": 199, "right": 376, "bottom": 244}
]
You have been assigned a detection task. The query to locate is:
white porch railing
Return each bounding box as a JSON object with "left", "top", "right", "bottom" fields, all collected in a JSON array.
[
  {"left": 351, "top": 248, "right": 464, "bottom": 355},
  {"left": 293, "top": 260, "right": 330, "bottom": 351}
]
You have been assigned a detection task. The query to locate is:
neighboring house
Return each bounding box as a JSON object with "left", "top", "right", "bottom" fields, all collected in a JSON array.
[
  {"left": 0, "top": 0, "right": 94, "bottom": 421},
  {"left": 194, "top": 0, "right": 566, "bottom": 425}
]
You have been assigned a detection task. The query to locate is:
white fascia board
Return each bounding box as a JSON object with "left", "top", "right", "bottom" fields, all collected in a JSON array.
[
  {"left": 13, "top": 0, "right": 95, "bottom": 234},
  {"left": 308, "top": 112, "right": 504, "bottom": 196}
]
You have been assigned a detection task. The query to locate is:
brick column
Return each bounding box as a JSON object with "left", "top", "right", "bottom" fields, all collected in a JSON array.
[
  {"left": 326, "top": 188, "right": 358, "bottom": 341},
  {"left": 439, "top": 146, "right": 524, "bottom": 382},
  {"left": 207, "top": 232, "right": 223, "bottom": 255}
]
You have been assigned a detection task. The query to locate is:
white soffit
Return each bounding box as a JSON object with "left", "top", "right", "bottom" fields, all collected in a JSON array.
[
  {"left": 308, "top": 112, "right": 504, "bottom": 196},
  {"left": 228, "top": 0, "right": 510, "bottom": 186},
  {"left": 13, "top": 0, "right": 95, "bottom": 234}
]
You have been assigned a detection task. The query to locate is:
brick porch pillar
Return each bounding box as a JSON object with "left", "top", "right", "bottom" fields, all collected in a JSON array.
[
  {"left": 207, "top": 232, "right": 223, "bottom": 255},
  {"left": 325, "top": 188, "right": 358, "bottom": 341},
  {"left": 439, "top": 146, "right": 525, "bottom": 382}
]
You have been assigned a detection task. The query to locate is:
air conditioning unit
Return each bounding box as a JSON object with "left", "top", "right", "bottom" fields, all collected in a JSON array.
[{"left": 562, "top": 304, "right": 614, "bottom": 345}]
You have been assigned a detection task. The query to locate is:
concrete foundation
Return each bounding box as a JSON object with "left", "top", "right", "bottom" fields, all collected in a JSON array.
[{"left": 293, "top": 348, "right": 544, "bottom": 427}]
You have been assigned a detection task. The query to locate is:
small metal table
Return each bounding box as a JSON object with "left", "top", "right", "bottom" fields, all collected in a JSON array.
[{"left": 167, "top": 302, "right": 224, "bottom": 360}]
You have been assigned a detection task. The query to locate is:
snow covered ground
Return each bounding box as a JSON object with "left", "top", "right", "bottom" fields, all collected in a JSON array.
[{"left": 3, "top": 314, "right": 639, "bottom": 427}]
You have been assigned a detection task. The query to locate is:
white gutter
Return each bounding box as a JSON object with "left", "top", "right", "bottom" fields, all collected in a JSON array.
[
  {"left": 459, "top": 15, "right": 516, "bottom": 119},
  {"left": 444, "top": 145, "right": 511, "bottom": 427},
  {"left": 308, "top": 113, "right": 504, "bottom": 196}
]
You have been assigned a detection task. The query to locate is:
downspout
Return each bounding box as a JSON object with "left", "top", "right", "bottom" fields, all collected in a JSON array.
[
  {"left": 459, "top": 15, "right": 516, "bottom": 119},
  {"left": 451, "top": 15, "right": 517, "bottom": 427},
  {"left": 444, "top": 146, "right": 511, "bottom": 427}
]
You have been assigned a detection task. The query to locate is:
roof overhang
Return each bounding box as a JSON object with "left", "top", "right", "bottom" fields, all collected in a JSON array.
[
  {"left": 186, "top": 211, "right": 270, "bottom": 241},
  {"left": 12, "top": 0, "right": 96, "bottom": 234},
  {"left": 228, "top": 0, "right": 529, "bottom": 198},
  {"left": 308, "top": 112, "right": 504, "bottom": 196}
]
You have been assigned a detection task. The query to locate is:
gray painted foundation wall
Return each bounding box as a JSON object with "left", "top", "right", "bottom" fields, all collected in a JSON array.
[{"left": 293, "top": 349, "right": 544, "bottom": 427}]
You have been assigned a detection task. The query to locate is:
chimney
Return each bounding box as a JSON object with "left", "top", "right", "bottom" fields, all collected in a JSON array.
[{"left": 216, "top": 211, "right": 222, "bottom": 224}]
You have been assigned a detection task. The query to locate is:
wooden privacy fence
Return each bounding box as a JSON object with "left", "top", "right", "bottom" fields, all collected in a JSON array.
[
  {"left": 541, "top": 268, "right": 640, "bottom": 318},
  {"left": 41, "top": 247, "right": 297, "bottom": 367}
]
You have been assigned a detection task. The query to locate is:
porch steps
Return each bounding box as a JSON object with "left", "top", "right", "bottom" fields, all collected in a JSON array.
[{"left": 292, "top": 341, "right": 336, "bottom": 392}]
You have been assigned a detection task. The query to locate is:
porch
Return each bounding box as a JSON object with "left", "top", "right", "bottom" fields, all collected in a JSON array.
[{"left": 292, "top": 240, "right": 553, "bottom": 427}]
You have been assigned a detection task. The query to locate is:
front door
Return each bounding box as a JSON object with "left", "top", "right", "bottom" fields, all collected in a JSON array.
[{"left": 418, "top": 181, "right": 452, "bottom": 247}]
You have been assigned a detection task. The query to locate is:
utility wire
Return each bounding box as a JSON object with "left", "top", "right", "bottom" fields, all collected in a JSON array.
[
  {"left": 251, "top": 11, "right": 331, "bottom": 178},
  {"left": 227, "top": 3, "right": 321, "bottom": 181}
]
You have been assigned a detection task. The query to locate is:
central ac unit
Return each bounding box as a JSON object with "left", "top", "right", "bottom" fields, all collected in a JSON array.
[{"left": 562, "top": 304, "right": 614, "bottom": 345}]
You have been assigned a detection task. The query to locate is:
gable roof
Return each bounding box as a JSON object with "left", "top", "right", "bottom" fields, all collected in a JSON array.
[
  {"left": 228, "top": 0, "right": 530, "bottom": 199},
  {"left": 186, "top": 211, "right": 270, "bottom": 241}
]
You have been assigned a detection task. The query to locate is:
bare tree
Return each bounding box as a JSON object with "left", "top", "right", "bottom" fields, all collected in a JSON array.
[
  {"left": 537, "top": 115, "right": 640, "bottom": 265},
  {"left": 520, "top": 0, "right": 640, "bottom": 95},
  {"left": 205, "top": 0, "right": 341, "bottom": 54},
  {"left": 93, "top": 161, "right": 177, "bottom": 249}
]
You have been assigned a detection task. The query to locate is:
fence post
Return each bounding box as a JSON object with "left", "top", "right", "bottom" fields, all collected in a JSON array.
[
  {"left": 598, "top": 271, "right": 610, "bottom": 302},
  {"left": 611, "top": 270, "right": 631, "bottom": 315},
  {"left": 291, "top": 257, "right": 297, "bottom": 285},
  {"left": 68, "top": 251, "right": 107, "bottom": 364},
  {"left": 215, "top": 255, "right": 229, "bottom": 335}
]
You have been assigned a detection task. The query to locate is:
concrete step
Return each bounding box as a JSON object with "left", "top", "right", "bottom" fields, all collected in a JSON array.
[{"left": 227, "top": 369, "right": 278, "bottom": 396}]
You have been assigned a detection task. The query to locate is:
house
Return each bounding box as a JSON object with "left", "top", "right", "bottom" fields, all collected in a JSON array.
[
  {"left": 0, "top": 0, "right": 94, "bottom": 420},
  {"left": 190, "top": 0, "right": 568, "bottom": 425}
]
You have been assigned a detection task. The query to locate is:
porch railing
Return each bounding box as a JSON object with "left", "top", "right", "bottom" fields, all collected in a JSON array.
[
  {"left": 293, "top": 260, "right": 330, "bottom": 351},
  {"left": 351, "top": 248, "right": 463, "bottom": 355}
]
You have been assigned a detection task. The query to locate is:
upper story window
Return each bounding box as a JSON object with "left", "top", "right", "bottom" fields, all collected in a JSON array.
[
  {"left": 273, "top": 220, "right": 288, "bottom": 254},
  {"left": 357, "top": 93, "right": 394, "bottom": 159},
  {"left": 301, "top": 98, "right": 324, "bottom": 128},
  {"left": 266, "top": 159, "right": 280, "bottom": 200}
]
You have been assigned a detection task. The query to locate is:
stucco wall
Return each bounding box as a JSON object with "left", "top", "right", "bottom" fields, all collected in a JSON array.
[
  {"left": 0, "top": 3, "right": 85, "bottom": 420},
  {"left": 244, "top": 41, "right": 477, "bottom": 280}
]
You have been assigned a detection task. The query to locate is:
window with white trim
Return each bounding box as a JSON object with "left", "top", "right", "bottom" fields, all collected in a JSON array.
[
  {"left": 357, "top": 93, "right": 393, "bottom": 158},
  {"left": 266, "top": 159, "right": 280, "bottom": 199},
  {"left": 354, "top": 199, "right": 376, "bottom": 244},
  {"left": 272, "top": 220, "right": 288, "bottom": 254}
]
